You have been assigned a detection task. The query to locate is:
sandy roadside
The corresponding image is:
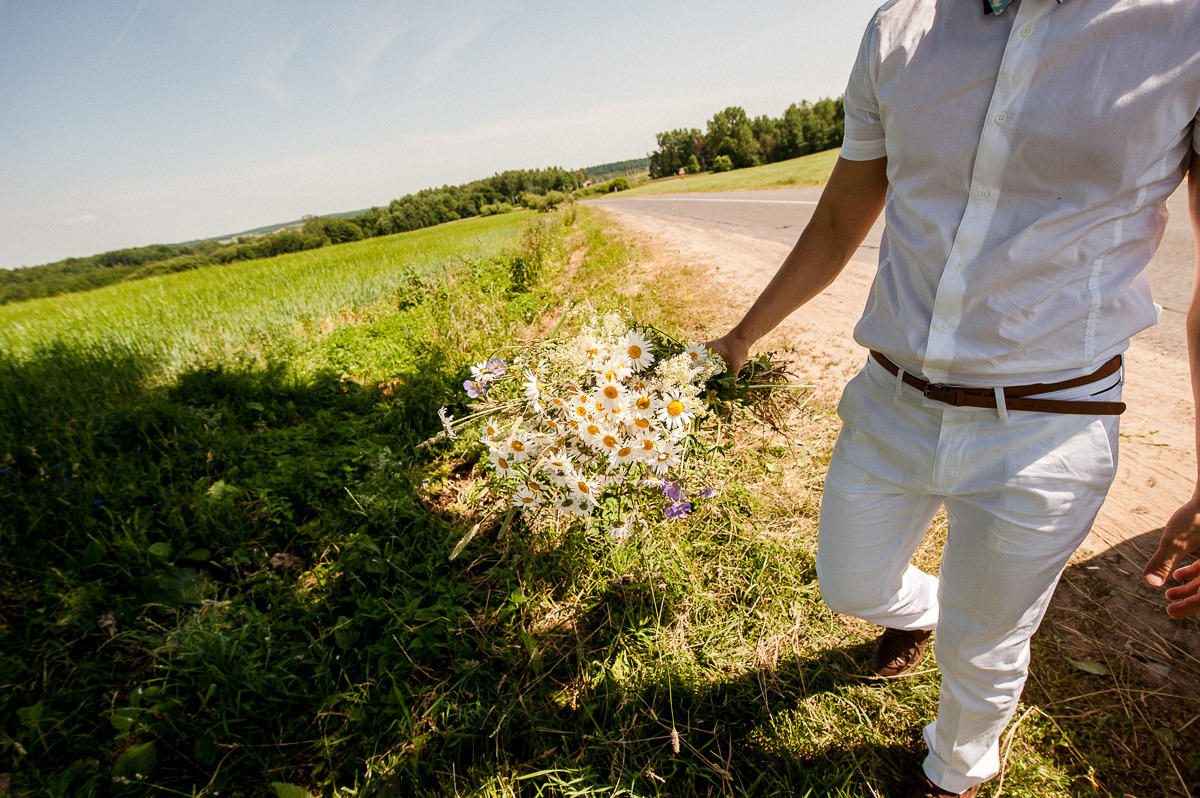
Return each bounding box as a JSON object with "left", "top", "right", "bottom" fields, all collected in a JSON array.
[{"left": 598, "top": 204, "right": 1197, "bottom": 591}]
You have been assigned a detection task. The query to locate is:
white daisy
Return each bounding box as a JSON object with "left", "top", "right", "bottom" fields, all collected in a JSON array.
[
  {"left": 555, "top": 493, "right": 591, "bottom": 517},
  {"left": 522, "top": 370, "right": 544, "bottom": 413},
  {"left": 502, "top": 433, "right": 532, "bottom": 463},
  {"left": 609, "top": 442, "right": 638, "bottom": 468},
  {"left": 683, "top": 343, "right": 708, "bottom": 365},
  {"left": 512, "top": 486, "right": 543, "bottom": 509},
  {"left": 488, "top": 447, "right": 516, "bottom": 477},
  {"left": 648, "top": 448, "right": 681, "bottom": 476},
  {"left": 655, "top": 390, "right": 695, "bottom": 430},
  {"left": 622, "top": 330, "right": 655, "bottom": 372},
  {"left": 593, "top": 374, "right": 626, "bottom": 414}
]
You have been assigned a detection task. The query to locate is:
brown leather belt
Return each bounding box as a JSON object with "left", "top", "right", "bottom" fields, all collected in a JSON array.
[{"left": 869, "top": 351, "right": 1126, "bottom": 415}]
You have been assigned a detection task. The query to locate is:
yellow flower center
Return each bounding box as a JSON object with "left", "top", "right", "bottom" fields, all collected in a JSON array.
[
  {"left": 628, "top": 345, "right": 642, "bottom": 359},
  {"left": 635, "top": 417, "right": 650, "bottom": 429},
  {"left": 604, "top": 385, "right": 619, "bottom": 400},
  {"left": 497, "top": 456, "right": 509, "bottom": 469},
  {"left": 605, "top": 370, "right": 618, "bottom": 381},
  {"left": 617, "top": 446, "right": 632, "bottom": 458},
  {"left": 486, "top": 425, "right": 497, "bottom": 438},
  {"left": 688, "top": 351, "right": 699, "bottom": 361},
  {"left": 588, "top": 424, "right": 600, "bottom": 436},
  {"left": 527, "top": 482, "right": 541, "bottom": 492},
  {"left": 575, "top": 406, "right": 588, "bottom": 417},
  {"left": 636, "top": 397, "right": 651, "bottom": 410},
  {"left": 641, "top": 439, "right": 655, "bottom": 450},
  {"left": 521, "top": 496, "right": 535, "bottom": 504},
  {"left": 511, "top": 440, "right": 526, "bottom": 452},
  {"left": 602, "top": 435, "right": 617, "bottom": 448},
  {"left": 667, "top": 400, "right": 684, "bottom": 417},
  {"left": 577, "top": 481, "right": 590, "bottom": 494}
]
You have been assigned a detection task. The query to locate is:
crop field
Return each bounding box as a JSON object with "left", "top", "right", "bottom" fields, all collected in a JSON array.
[
  {"left": 613, "top": 148, "right": 841, "bottom": 198},
  {"left": 1, "top": 206, "right": 1194, "bottom": 796}
]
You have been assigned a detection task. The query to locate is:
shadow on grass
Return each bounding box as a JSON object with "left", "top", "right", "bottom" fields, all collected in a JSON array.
[{"left": 3, "top": 344, "right": 928, "bottom": 797}]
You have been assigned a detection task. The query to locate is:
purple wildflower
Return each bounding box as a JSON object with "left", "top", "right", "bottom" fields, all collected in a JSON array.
[
  {"left": 663, "top": 500, "right": 692, "bottom": 520},
  {"left": 464, "top": 379, "right": 488, "bottom": 399},
  {"left": 485, "top": 357, "right": 507, "bottom": 378},
  {"left": 697, "top": 487, "right": 716, "bottom": 499},
  {"left": 659, "top": 478, "right": 685, "bottom": 503}
]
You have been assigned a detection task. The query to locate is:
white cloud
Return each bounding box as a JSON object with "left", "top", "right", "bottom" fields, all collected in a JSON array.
[
  {"left": 63, "top": 213, "right": 99, "bottom": 226},
  {"left": 335, "top": 24, "right": 405, "bottom": 96}
]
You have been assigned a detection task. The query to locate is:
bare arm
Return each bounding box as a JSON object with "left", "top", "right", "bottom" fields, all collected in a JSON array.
[
  {"left": 1143, "top": 148, "right": 1200, "bottom": 618},
  {"left": 705, "top": 156, "right": 888, "bottom": 372}
]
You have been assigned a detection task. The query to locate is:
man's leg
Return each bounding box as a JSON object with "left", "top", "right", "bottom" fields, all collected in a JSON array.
[
  {"left": 817, "top": 358, "right": 945, "bottom": 631},
  {"left": 921, "top": 405, "right": 1121, "bottom": 793}
]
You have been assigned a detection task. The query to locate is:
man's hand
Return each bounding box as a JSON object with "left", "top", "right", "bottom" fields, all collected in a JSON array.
[
  {"left": 1143, "top": 498, "right": 1200, "bottom": 618},
  {"left": 698, "top": 156, "right": 887, "bottom": 382},
  {"left": 704, "top": 332, "right": 751, "bottom": 377}
]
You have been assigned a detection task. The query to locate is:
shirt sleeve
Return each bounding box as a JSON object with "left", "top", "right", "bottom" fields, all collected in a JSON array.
[
  {"left": 840, "top": 12, "right": 887, "bottom": 161},
  {"left": 1193, "top": 106, "right": 1200, "bottom": 153}
]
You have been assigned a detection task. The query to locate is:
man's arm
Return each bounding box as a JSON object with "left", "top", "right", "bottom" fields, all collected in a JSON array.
[
  {"left": 1143, "top": 148, "right": 1200, "bottom": 618},
  {"left": 705, "top": 155, "right": 888, "bottom": 373}
]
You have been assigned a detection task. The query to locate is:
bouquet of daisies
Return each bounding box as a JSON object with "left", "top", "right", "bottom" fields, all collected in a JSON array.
[{"left": 434, "top": 309, "right": 789, "bottom": 531}]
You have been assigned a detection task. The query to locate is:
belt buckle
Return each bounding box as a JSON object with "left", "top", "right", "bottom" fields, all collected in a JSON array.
[{"left": 923, "top": 382, "right": 963, "bottom": 406}]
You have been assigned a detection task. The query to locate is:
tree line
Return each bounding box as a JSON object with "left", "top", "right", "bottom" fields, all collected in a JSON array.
[
  {"left": 648, "top": 97, "right": 844, "bottom": 178},
  {"left": 0, "top": 166, "right": 627, "bottom": 306}
]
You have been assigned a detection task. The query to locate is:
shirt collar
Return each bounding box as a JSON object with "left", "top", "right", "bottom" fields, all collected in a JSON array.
[{"left": 984, "top": 0, "right": 1063, "bottom": 14}]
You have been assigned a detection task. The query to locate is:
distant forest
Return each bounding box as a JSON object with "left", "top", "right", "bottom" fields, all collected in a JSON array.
[
  {"left": 0, "top": 166, "right": 627, "bottom": 306},
  {"left": 649, "top": 97, "right": 844, "bottom": 177},
  {"left": 3, "top": 97, "right": 840, "bottom": 306}
]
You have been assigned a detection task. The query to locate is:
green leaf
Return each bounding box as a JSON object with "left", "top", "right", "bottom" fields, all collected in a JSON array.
[
  {"left": 1066, "top": 657, "right": 1109, "bottom": 676},
  {"left": 270, "top": 782, "right": 316, "bottom": 798},
  {"left": 1154, "top": 727, "right": 1180, "bottom": 748},
  {"left": 112, "top": 741, "right": 157, "bottom": 779},
  {"left": 147, "top": 542, "right": 172, "bottom": 560},
  {"left": 17, "top": 701, "right": 44, "bottom": 726}
]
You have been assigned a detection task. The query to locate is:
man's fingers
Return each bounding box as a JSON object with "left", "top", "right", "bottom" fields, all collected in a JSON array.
[
  {"left": 1163, "top": 578, "right": 1200, "bottom": 601},
  {"left": 1143, "top": 540, "right": 1184, "bottom": 587},
  {"left": 1166, "top": 590, "right": 1200, "bottom": 619},
  {"left": 1172, "top": 560, "right": 1200, "bottom": 582}
]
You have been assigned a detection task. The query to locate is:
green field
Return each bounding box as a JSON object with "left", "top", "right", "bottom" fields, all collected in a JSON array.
[
  {"left": 614, "top": 148, "right": 841, "bottom": 197},
  {"left": 2, "top": 205, "right": 1194, "bottom": 796}
]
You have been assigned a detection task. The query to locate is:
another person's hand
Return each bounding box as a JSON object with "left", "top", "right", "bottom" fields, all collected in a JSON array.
[
  {"left": 1143, "top": 497, "right": 1200, "bottom": 618},
  {"left": 704, "top": 331, "right": 751, "bottom": 377}
]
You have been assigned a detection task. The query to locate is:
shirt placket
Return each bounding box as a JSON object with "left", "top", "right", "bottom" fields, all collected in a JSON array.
[{"left": 919, "top": 0, "right": 1055, "bottom": 385}]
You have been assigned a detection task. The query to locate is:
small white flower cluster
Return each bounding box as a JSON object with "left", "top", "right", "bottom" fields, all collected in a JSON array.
[{"left": 445, "top": 311, "right": 726, "bottom": 521}]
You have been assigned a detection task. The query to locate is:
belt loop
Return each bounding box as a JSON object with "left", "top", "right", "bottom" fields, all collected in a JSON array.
[
  {"left": 895, "top": 366, "right": 906, "bottom": 400},
  {"left": 993, "top": 386, "right": 1009, "bottom": 423}
]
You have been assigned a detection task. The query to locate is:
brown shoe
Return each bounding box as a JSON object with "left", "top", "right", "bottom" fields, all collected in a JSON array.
[
  {"left": 905, "top": 769, "right": 981, "bottom": 797},
  {"left": 870, "top": 627, "right": 932, "bottom": 678}
]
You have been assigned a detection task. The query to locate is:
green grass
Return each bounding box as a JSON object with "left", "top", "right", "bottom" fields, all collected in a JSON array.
[
  {"left": 2, "top": 204, "right": 1196, "bottom": 796},
  {"left": 610, "top": 148, "right": 841, "bottom": 198}
]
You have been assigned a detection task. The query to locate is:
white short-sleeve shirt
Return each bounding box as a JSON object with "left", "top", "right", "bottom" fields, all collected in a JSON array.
[{"left": 842, "top": 0, "right": 1200, "bottom": 386}]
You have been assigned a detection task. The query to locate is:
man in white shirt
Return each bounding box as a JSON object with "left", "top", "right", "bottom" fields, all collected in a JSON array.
[{"left": 706, "top": 0, "right": 1200, "bottom": 795}]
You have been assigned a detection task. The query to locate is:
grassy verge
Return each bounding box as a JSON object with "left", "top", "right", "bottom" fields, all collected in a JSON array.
[
  {"left": 2, "top": 205, "right": 1196, "bottom": 796},
  {"left": 610, "top": 149, "right": 841, "bottom": 198}
]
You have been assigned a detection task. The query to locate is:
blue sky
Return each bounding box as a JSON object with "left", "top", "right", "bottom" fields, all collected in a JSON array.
[{"left": 0, "top": 0, "right": 881, "bottom": 268}]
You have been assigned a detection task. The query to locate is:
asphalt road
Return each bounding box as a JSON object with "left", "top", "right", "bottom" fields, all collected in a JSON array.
[{"left": 591, "top": 184, "right": 1194, "bottom": 359}]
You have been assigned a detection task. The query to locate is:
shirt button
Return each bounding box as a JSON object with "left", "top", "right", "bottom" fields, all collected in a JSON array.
[
  {"left": 1021, "top": 23, "right": 1034, "bottom": 37},
  {"left": 936, "top": 322, "right": 948, "bottom": 332},
  {"left": 974, "top": 188, "right": 991, "bottom": 200},
  {"left": 953, "top": 261, "right": 966, "bottom": 271},
  {"left": 993, "top": 111, "right": 1008, "bottom": 124}
]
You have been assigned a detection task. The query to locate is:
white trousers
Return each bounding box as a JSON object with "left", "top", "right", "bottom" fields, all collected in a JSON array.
[{"left": 816, "top": 355, "right": 1122, "bottom": 793}]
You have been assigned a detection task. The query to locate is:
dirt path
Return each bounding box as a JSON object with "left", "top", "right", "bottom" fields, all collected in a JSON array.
[{"left": 598, "top": 206, "right": 1200, "bottom": 682}]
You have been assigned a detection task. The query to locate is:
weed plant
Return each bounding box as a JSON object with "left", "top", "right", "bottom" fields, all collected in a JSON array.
[{"left": 1, "top": 208, "right": 1196, "bottom": 797}]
